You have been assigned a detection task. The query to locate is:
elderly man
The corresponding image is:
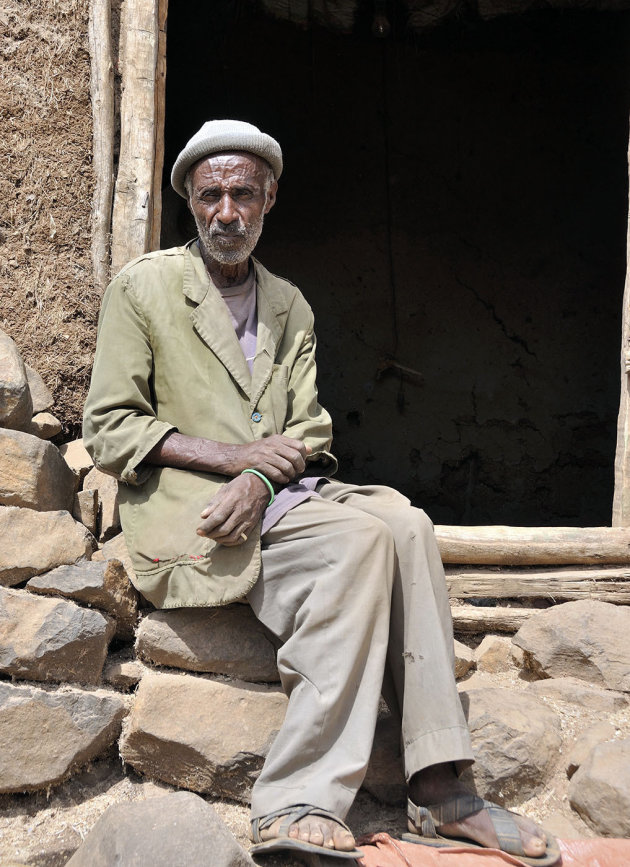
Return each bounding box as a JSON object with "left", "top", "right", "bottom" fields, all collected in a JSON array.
[{"left": 84, "top": 120, "right": 557, "bottom": 865}]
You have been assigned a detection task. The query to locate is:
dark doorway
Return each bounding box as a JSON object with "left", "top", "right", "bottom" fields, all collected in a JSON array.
[{"left": 162, "top": 2, "right": 630, "bottom": 526}]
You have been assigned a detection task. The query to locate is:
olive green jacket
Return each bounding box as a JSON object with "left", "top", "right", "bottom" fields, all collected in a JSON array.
[{"left": 83, "top": 241, "right": 336, "bottom": 608}]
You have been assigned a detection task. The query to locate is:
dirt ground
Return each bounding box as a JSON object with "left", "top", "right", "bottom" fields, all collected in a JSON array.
[{"left": 1, "top": 666, "right": 628, "bottom": 867}]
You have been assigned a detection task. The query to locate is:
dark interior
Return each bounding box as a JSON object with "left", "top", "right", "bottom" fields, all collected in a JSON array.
[{"left": 162, "top": 1, "right": 630, "bottom": 526}]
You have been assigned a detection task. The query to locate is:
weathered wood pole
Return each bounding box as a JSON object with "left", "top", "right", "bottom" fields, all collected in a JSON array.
[
  {"left": 613, "top": 131, "right": 630, "bottom": 526},
  {"left": 111, "top": 0, "right": 164, "bottom": 274},
  {"left": 435, "top": 525, "right": 630, "bottom": 565},
  {"left": 88, "top": 0, "right": 115, "bottom": 293}
]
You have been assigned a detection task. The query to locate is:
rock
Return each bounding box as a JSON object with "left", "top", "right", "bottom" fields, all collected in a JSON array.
[
  {"left": 84, "top": 466, "right": 120, "bottom": 541},
  {"left": 0, "top": 587, "right": 115, "bottom": 684},
  {"left": 0, "top": 680, "right": 125, "bottom": 793},
  {"left": 513, "top": 600, "right": 630, "bottom": 692},
  {"left": 103, "top": 650, "right": 146, "bottom": 691},
  {"left": 0, "top": 429, "right": 76, "bottom": 511},
  {"left": 136, "top": 606, "right": 279, "bottom": 682},
  {"left": 25, "top": 363, "right": 53, "bottom": 413},
  {"left": 526, "top": 676, "right": 628, "bottom": 712},
  {"left": 362, "top": 709, "right": 406, "bottom": 805},
  {"left": 29, "top": 411, "right": 62, "bottom": 439},
  {"left": 475, "top": 635, "right": 513, "bottom": 673},
  {"left": 541, "top": 810, "right": 585, "bottom": 840},
  {"left": 569, "top": 738, "right": 630, "bottom": 836},
  {"left": 454, "top": 639, "right": 475, "bottom": 679},
  {"left": 459, "top": 687, "right": 561, "bottom": 803},
  {"left": 120, "top": 671, "right": 287, "bottom": 801},
  {"left": 566, "top": 722, "right": 617, "bottom": 779},
  {"left": 73, "top": 488, "right": 98, "bottom": 535},
  {"left": 65, "top": 791, "right": 255, "bottom": 867},
  {"left": 0, "top": 328, "right": 32, "bottom": 431},
  {"left": 0, "top": 506, "right": 95, "bottom": 586},
  {"left": 26, "top": 559, "right": 138, "bottom": 641},
  {"left": 59, "top": 438, "right": 93, "bottom": 483},
  {"left": 96, "top": 531, "right": 138, "bottom": 589}
]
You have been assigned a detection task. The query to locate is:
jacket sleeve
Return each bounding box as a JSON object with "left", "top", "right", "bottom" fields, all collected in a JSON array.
[
  {"left": 282, "top": 324, "right": 338, "bottom": 474},
  {"left": 83, "top": 272, "right": 177, "bottom": 485}
]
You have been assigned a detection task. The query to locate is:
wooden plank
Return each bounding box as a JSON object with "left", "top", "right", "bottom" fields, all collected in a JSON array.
[
  {"left": 613, "top": 130, "right": 630, "bottom": 527},
  {"left": 149, "top": 0, "right": 167, "bottom": 253},
  {"left": 445, "top": 565, "right": 630, "bottom": 604},
  {"left": 451, "top": 604, "right": 533, "bottom": 634},
  {"left": 435, "top": 525, "right": 630, "bottom": 565},
  {"left": 88, "top": 0, "right": 115, "bottom": 293},
  {"left": 111, "top": 0, "right": 159, "bottom": 274}
]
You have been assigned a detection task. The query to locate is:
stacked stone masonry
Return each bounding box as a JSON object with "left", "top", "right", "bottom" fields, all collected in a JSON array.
[{"left": 1, "top": 326, "right": 630, "bottom": 863}]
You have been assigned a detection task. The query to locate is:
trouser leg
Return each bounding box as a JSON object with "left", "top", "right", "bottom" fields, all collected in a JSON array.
[
  {"left": 316, "top": 482, "right": 474, "bottom": 780},
  {"left": 247, "top": 495, "right": 395, "bottom": 820}
]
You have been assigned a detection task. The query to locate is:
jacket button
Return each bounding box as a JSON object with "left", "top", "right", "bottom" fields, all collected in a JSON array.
[{"left": 251, "top": 411, "right": 262, "bottom": 423}]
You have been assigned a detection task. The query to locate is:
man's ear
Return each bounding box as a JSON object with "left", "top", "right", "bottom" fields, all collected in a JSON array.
[{"left": 264, "top": 180, "right": 278, "bottom": 214}]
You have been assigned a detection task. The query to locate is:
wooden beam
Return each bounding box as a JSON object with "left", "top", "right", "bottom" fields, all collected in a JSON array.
[
  {"left": 613, "top": 129, "right": 630, "bottom": 526},
  {"left": 445, "top": 565, "right": 630, "bottom": 604},
  {"left": 435, "top": 525, "right": 630, "bottom": 565},
  {"left": 88, "top": 0, "right": 115, "bottom": 293},
  {"left": 451, "top": 604, "right": 532, "bottom": 634},
  {"left": 111, "top": 0, "right": 160, "bottom": 274},
  {"left": 149, "top": 0, "right": 168, "bottom": 253}
]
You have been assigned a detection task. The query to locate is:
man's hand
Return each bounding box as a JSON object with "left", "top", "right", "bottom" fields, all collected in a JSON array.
[
  {"left": 196, "top": 473, "right": 269, "bottom": 545},
  {"left": 226, "top": 435, "right": 312, "bottom": 484}
]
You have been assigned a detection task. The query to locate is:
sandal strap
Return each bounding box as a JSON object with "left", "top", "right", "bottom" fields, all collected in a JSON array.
[
  {"left": 251, "top": 804, "right": 352, "bottom": 844},
  {"left": 407, "top": 795, "right": 525, "bottom": 856}
]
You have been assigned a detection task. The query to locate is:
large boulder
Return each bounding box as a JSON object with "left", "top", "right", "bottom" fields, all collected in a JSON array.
[
  {"left": 513, "top": 600, "right": 630, "bottom": 692},
  {"left": 84, "top": 466, "right": 120, "bottom": 541},
  {"left": 65, "top": 792, "right": 255, "bottom": 867},
  {"left": 460, "top": 687, "right": 561, "bottom": 803},
  {"left": 120, "top": 671, "right": 287, "bottom": 802},
  {"left": 136, "top": 605, "right": 279, "bottom": 682},
  {"left": 0, "top": 506, "right": 94, "bottom": 586},
  {"left": 0, "top": 328, "right": 32, "bottom": 431},
  {"left": 0, "top": 681, "right": 126, "bottom": 793},
  {"left": 569, "top": 738, "right": 630, "bottom": 837},
  {"left": 0, "top": 587, "right": 115, "bottom": 684},
  {"left": 27, "top": 559, "right": 139, "bottom": 641},
  {"left": 0, "top": 428, "right": 76, "bottom": 511}
]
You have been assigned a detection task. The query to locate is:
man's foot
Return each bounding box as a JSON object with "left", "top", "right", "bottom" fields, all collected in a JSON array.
[
  {"left": 408, "top": 762, "right": 549, "bottom": 859},
  {"left": 250, "top": 805, "right": 360, "bottom": 859},
  {"left": 258, "top": 813, "right": 356, "bottom": 851}
]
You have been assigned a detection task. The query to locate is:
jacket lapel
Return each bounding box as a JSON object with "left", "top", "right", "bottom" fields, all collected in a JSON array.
[
  {"left": 183, "top": 243, "right": 252, "bottom": 397},
  {"left": 250, "top": 259, "right": 289, "bottom": 409}
]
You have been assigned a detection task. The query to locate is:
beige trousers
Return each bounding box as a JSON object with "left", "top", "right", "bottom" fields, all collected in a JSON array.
[{"left": 247, "top": 481, "right": 473, "bottom": 821}]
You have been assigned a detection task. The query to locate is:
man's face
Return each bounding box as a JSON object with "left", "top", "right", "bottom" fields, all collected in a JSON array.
[{"left": 188, "top": 152, "right": 277, "bottom": 266}]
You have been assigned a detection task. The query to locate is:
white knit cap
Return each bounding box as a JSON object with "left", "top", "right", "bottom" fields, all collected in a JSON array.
[{"left": 171, "top": 119, "right": 283, "bottom": 199}]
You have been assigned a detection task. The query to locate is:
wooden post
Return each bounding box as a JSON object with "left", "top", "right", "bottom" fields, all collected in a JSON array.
[
  {"left": 110, "top": 0, "right": 163, "bottom": 274},
  {"left": 88, "top": 0, "right": 115, "bottom": 293},
  {"left": 150, "top": 0, "right": 168, "bottom": 253},
  {"left": 613, "top": 131, "right": 630, "bottom": 526},
  {"left": 435, "top": 525, "right": 630, "bottom": 565}
]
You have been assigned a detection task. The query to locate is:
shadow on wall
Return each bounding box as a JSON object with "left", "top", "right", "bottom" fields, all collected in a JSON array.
[{"left": 162, "top": 5, "right": 630, "bottom": 526}]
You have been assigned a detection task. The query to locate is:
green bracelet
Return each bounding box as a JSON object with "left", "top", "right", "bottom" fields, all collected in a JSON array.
[{"left": 241, "top": 468, "right": 275, "bottom": 506}]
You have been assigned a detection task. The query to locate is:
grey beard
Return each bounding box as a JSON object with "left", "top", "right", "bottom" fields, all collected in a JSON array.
[{"left": 195, "top": 214, "right": 265, "bottom": 266}]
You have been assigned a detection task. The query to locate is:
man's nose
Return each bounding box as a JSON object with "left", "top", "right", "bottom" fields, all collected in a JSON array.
[{"left": 217, "top": 193, "right": 238, "bottom": 226}]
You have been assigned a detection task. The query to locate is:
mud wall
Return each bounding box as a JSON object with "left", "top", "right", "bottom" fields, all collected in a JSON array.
[
  {"left": 0, "top": 0, "right": 96, "bottom": 435},
  {"left": 164, "top": 5, "right": 630, "bottom": 527}
]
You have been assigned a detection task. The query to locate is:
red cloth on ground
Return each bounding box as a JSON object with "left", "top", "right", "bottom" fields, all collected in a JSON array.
[{"left": 356, "top": 832, "right": 630, "bottom": 867}]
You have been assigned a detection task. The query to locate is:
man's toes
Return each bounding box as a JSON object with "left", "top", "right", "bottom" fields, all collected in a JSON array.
[
  {"left": 521, "top": 832, "right": 547, "bottom": 857},
  {"left": 333, "top": 827, "right": 356, "bottom": 852}
]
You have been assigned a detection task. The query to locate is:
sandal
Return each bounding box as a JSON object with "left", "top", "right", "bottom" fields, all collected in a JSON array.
[
  {"left": 402, "top": 794, "right": 561, "bottom": 866},
  {"left": 251, "top": 803, "right": 363, "bottom": 860}
]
